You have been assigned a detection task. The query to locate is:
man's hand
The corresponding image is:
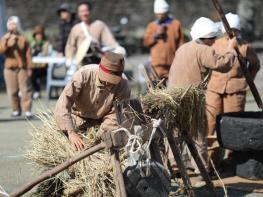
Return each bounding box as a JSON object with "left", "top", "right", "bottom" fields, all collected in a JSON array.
[
  {"left": 154, "top": 25, "right": 167, "bottom": 40},
  {"left": 156, "top": 25, "right": 166, "bottom": 34},
  {"left": 227, "top": 37, "right": 238, "bottom": 50},
  {"left": 68, "top": 130, "right": 85, "bottom": 151}
]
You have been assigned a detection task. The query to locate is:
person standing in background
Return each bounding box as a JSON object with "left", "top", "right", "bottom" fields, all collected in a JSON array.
[
  {"left": 0, "top": 16, "right": 33, "bottom": 118},
  {"left": 65, "top": 1, "right": 125, "bottom": 68},
  {"left": 57, "top": 3, "right": 77, "bottom": 56},
  {"left": 143, "top": 0, "right": 184, "bottom": 79},
  {"left": 31, "top": 25, "right": 52, "bottom": 99}
]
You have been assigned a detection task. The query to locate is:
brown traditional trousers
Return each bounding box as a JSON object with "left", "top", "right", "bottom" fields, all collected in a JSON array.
[
  {"left": 4, "top": 68, "right": 32, "bottom": 112},
  {"left": 144, "top": 18, "right": 184, "bottom": 79},
  {"left": 206, "top": 91, "right": 246, "bottom": 136}
]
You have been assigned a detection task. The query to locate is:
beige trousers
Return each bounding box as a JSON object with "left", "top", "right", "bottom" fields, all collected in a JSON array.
[{"left": 4, "top": 68, "right": 32, "bottom": 112}]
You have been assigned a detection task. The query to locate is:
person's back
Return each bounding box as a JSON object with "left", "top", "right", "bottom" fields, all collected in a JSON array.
[
  {"left": 168, "top": 39, "right": 236, "bottom": 88},
  {"left": 168, "top": 40, "right": 210, "bottom": 87}
]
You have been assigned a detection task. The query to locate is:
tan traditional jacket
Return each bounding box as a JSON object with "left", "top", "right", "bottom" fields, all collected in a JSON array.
[
  {"left": 54, "top": 64, "right": 131, "bottom": 132},
  {"left": 168, "top": 40, "right": 236, "bottom": 87},
  {"left": 208, "top": 37, "right": 260, "bottom": 94},
  {"left": 143, "top": 18, "right": 184, "bottom": 66},
  {"left": 0, "top": 32, "right": 32, "bottom": 69},
  {"left": 65, "top": 20, "right": 119, "bottom": 59}
]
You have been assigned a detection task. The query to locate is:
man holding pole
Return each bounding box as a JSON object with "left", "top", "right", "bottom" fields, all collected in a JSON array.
[
  {"left": 168, "top": 17, "right": 238, "bottom": 173},
  {"left": 211, "top": 0, "right": 263, "bottom": 110},
  {"left": 206, "top": 13, "right": 260, "bottom": 136}
]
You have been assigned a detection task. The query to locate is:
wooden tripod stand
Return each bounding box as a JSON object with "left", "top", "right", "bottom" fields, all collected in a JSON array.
[{"left": 114, "top": 99, "right": 216, "bottom": 197}]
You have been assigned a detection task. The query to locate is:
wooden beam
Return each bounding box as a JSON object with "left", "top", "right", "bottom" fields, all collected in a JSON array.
[
  {"left": 111, "top": 150, "right": 127, "bottom": 197},
  {"left": 184, "top": 132, "right": 217, "bottom": 196},
  {"left": 166, "top": 128, "right": 196, "bottom": 197},
  {"left": 9, "top": 142, "right": 106, "bottom": 197}
]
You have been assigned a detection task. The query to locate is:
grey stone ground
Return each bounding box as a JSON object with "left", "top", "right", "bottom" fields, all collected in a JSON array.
[{"left": 0, "top": 53, "right": 263, "bottom": 196}]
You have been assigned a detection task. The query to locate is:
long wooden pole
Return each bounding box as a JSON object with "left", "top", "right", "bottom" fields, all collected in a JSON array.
[
  {"left": 183, "top": 132, "right": 216, "bottom": 196},
  {"left": 9, "top": 142, "right": 106, "bottom": 197},
  {"left": 111, "top": 150, "right": 127, "bottom": 197},
  {"left": 166, "top": 129, "right": 196, "bottom": 197},
  {"left": 211, "top": 0, "right": 263, "bottom": 110}
]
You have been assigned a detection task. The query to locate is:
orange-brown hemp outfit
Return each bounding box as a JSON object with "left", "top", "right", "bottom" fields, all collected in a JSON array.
[
  {"left": 144, "top": 18, "right": 184, "bottom": 78},
  {"left": 206, "top": 37, "right": 260, "bottom": 135}
]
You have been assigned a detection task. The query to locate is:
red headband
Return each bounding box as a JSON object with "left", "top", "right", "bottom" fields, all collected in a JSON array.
[{"left": 99, "top": 64, "right": 123, "bottom": 76}]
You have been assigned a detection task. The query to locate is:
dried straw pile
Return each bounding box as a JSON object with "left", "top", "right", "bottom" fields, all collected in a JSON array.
[
  {"left": 141, "top": 84, "right": 207, "bottom": 138},
  {"left": 26, "top": 111, "right": 116, "bottom": 197}
]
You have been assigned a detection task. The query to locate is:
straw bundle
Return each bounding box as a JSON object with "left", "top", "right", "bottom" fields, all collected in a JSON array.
[
  {"left": 26, "top": 111, "right": 116, "bottom": 197},
  {"left": 141, "top": 84, "right": 207, "bottom": 139}
]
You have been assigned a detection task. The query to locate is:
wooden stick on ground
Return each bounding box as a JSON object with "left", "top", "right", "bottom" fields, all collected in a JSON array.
[{"left": 9, "top": 142, "right": 106, "bottom": 197}]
